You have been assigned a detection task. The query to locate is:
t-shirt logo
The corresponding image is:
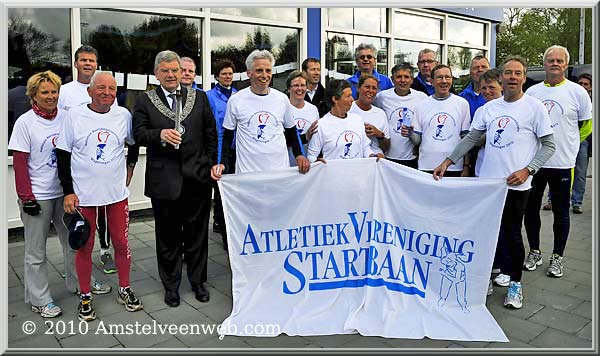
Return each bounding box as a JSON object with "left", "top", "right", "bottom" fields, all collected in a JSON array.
[
  {"left": 96, "top": 131, "right": 111, "bottom": 161},
  {"left": 336, "top": 130, "right": 360, "bottom": 159},
  {"left": 428, "top": 112, "right": 456, "bottom": 141},
  {"left": 295, "top": 118, "right": 311, "bottom": 135},
  {"left": 542, "top": 99, "right": 564, "bottom": 128},
  {"left": 43, "top": 134, "right": 60, "bottom": 168},
  {"left": 391, "top": 107, "right": 413, "bottom": 132},
  {"left": 490, "top": 115, "right": 520, "bottom": 149},
  {"left": 249, "top": 111, "right": 279, "bottom": 143}
]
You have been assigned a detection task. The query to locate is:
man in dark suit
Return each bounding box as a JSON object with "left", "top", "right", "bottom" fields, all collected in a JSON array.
[
  {"left": 302, "top": 58, "right": 328, "bottom": 117},
  {"left": 132, "top": 50, "right": 219, "bottom": 307}
]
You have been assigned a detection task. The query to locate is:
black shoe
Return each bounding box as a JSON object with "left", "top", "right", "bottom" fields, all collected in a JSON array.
[
  {"left": 572, "top": 206, "right": 583, "bottom": 214},
  {"left": 194, "top": 284, "right": 210, "bottom": 303},
  {"left": 213, "top": 221, "right": 223, "bottom": 234},
  {"left": 164, "top": 290, "right": 180, "bottom": 307}
]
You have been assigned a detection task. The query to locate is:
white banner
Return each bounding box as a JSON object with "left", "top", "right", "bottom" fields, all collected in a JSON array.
[{"left": 218, "top": 158, "right": 509, "bottom": 342}]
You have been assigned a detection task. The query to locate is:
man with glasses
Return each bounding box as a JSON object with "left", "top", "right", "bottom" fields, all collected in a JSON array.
[
  {"left": 133, "top": 50, "right": 220, "bottom": 308},
  {"left": 523, "top": 46, "right": 592, "bottom": 278},
  {"left": 348, "top": 43, "right": 393, "bottom": 99},
  {"left": 404, "top": 64, "right": 471, "bottom": 176},
  {"left": 411, "top": 48, "right": 439, "bottom": 96}
]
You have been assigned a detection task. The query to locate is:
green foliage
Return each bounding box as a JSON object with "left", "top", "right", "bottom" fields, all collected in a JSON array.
[{"left": 496, "top": 8, "right": 592, "bottom": 66}]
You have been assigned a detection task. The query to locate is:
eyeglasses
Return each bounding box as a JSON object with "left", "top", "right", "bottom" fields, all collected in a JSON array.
[
  {"left": 290, "top": 84, "right": 307, "bottom": 88},
  {"left": 434, "top": 75, "right": 452, "bottom": 81},
  {"left": 358, "top": 55, "right": 374, "bottom": 60},
  {"left": 418, "top": 59, "right": 436, "bottom": 65}
]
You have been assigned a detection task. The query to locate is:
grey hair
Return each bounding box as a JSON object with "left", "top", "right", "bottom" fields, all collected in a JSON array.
[
  {"left": 543, "top": 45, "right": 570, "bottom": 65},
  {"left": 154, "top": 50, "right": 181, "bottom": 72},
  {"left": 89, "top": 71, "right": 115, "bottom": 88},
  {"left": 418, "top": 48, "right": 437, "bottom": 59},
  {"left": 180, "top": 56, "right": 196, "bottom": 69},
  {"left": 354, "top": 43, "right": 376, "bottom": 60},
  {"left": 245, "top": 49, "right": 275, "bottom": 71}
]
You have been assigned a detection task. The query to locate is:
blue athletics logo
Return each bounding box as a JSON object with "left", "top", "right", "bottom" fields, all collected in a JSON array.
[
  {"left": 41, "top": 133, "right": 60, "bottom": 168},
  {"left": 248, "top": 111, "right": 280, "bottom": 143},
  {"left": 295, "top": 118, "right": 312, "bottom": 135},
  {"left": 85, "top": 128, "right": 120, "bottom": 165},
  {"left": 391, "top": 107, "right": 413, "bottom": 133},
  {"left": 429, "top": 112, "right": 456, "bottom": 141},
  {"left": 336, "top": 131, "right": 360, "bottom": 159},
  {"left": 438, "top": 245, "right": 470, "bottom": 313},
  {"left": 490, "top": 115, "right": 519, "bottom": 149}
]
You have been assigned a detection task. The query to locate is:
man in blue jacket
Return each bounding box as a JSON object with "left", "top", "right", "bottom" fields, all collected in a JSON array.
[
  {"left": 459, "top": 55, "right": 491, "bottom": 121},
  {"left": 348, "top": 43, "right": 393, "bottom": 99}
]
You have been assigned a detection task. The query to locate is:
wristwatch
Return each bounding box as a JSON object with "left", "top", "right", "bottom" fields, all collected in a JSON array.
[{"left": 527, "top": 167, "right": 536, "bottom": 176}]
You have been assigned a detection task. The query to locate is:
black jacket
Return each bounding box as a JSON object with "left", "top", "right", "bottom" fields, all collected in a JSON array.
[
  {"left": 305, "top": 82, "right": 328, "bottom": 118},
  {"left": 133, "top": 86, "right": 218, "bottom": 200}
]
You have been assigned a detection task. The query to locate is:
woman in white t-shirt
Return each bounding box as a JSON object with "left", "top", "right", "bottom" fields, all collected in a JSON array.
[
  {"left": 349, "top": 74, "right": 391, "bottom": 156},
  {"left": 307, "top": 79, "right": 383, "bottom": 162},
  {"left": 8, "top": 71, "right": 75, "bottom": 318},
  {"left": 286, "top": 71, "right": 319, "bottom": 166}
]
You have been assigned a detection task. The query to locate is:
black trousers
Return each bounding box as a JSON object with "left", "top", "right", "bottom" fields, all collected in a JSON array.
[
  {"left": 387, "top": 157, "right": 418, "bottom": 169},
  {"left": 524, "top": 168, "right": 572, "bottom": 256},
  {"left": 151, "top": 182, "right": 211, "bottom": 292},
  {"left": 498, "top": 189, "right": 530, "bottom": 282}
]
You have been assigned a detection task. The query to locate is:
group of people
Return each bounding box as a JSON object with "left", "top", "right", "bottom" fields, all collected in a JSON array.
[{"left": 9, "top": 40, "right": 592, "bottom": 323}]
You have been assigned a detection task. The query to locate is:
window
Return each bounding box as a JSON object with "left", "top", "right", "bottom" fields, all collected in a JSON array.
[
  {"left": 211, "top": 8, "right": 299, "bottom": 22},
  {"left": 393, "top": 12, "right": 442, "bottom": 40},
  {"left": 327, "top": 8, "right": 387, "bottom": 33},
  {"left": 447, "top": 17, "right": 486, "bottom": 46},
  {"left": 210, "top": 21, "right": 298, "bottom": 91},
  {"left": 8, "top": 8, "right": 71, "bottom": 150},
  {"left": 80, "top": 9, "right": 202, "bottom": 110}
]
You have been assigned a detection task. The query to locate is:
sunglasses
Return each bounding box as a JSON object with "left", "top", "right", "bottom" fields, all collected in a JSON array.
[{"left": 358, "top": 55, "right": 374, "bottom": 60}]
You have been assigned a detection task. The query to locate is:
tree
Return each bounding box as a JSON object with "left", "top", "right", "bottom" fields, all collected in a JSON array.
[{"left": 496, "top": 8, "right": 592, "bottom": 66}]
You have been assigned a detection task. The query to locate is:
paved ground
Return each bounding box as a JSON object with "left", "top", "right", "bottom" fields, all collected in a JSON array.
[{"left": 6, "top": 168, "right": 594, "bottom": 350}]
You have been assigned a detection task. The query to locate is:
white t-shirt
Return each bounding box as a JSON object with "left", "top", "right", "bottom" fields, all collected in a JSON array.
[
  {"left": 349, "top": 102, "right": 390, "bottom": 155},
  {"left": 472, "top": 106, "right": 486, "bottom": 177},
  {"left": 306, "top": 112, "right": 374, "bottom": 162},
  {"left": 413, "top": 94, "right": 471, "bottom": 171},
  {"left": 8, "top": 110, "right": 66, "bottom": 200},
  {"left": 526, "top": 80, "right": 592, "bottom": 168},
  {"left": 373, "top": 88, "right": 428, "bottom": 160},
  {"left": 56, "top": 104, "right": 134, "bottom": 206},
  {"left": 287, "top": 102, "right": 319, "bottom": 166},
  {"left": 471, "top": 94, "right": 553, "bottom": 191},
  {"left": 223, "top": 87, "right": 296, "bottom": 174},
  {"left": 58, "top": 80, "right": 119, "bottom": 111}
]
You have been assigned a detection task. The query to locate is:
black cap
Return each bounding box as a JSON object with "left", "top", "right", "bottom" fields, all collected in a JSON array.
[{"left": 63, "top": 210, "right": 91, "bottom": 250}]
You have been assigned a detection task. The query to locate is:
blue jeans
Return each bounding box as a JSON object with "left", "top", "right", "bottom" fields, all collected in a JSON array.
[{"left": 571, "top": 140, "right": 589, "bottom": 207}]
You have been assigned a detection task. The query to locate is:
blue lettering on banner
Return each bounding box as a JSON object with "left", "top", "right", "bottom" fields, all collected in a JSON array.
[{"left": 239, "top": 211, "right": 476, "bottom": 298}]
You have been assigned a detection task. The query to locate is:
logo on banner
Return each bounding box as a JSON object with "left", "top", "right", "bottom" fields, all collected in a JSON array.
[
  {"left": 249, "top": 111, "right": 280, "bottom": 143},
  {"left": 391, "top": 107, "right": 413, "bottom": 133},
  {"left": 542, "top": 99, "right": 564, "bottom": 128},
  {"left": 295, "top": 118, "right": 312, "bottom": 135},
  {"left": 336, "top": 131, "right": 360, "bottom": 159},
  {"left": 85, "top": 128, "right": 120, "bottom": 165},
  {"left": 429, "top": 112, "right": 456, "bottom": 141},
  {"left": 438, "top": 245, "right": 470, "bottom": 313},
  {"left": 490, "top": 115, "right": 519, "bottom": 149},
  {"left": 41, "top": 133, "right": 60, "bottom": 168}
]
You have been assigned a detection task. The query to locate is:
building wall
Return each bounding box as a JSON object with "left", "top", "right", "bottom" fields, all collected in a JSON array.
[{"left": 7, "top": 7, "right": 501, "bottom": 227}]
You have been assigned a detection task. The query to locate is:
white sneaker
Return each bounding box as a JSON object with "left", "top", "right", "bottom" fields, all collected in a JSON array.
[
  {"left": 503, "top": 281, "right": 523, "bottom": 309},
  {"left": 487, "top": 280, "right": 494, "bottom": 296},
  {"left": 494, "top": 273, "right": 510, "bottom": 287},
  {"left": 32, "top": 302, "right": 62, "bottom": 318}
]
